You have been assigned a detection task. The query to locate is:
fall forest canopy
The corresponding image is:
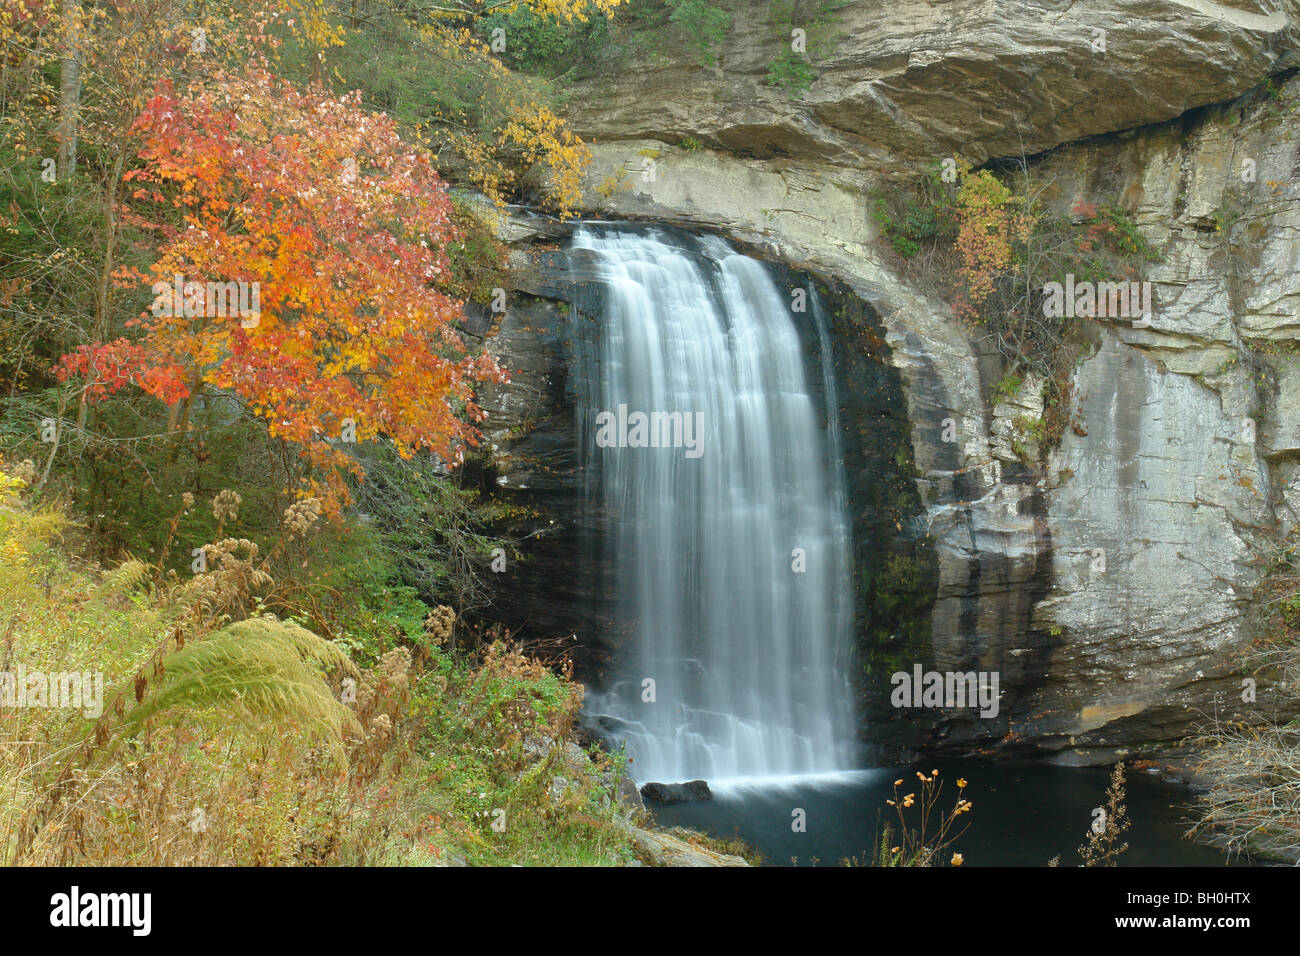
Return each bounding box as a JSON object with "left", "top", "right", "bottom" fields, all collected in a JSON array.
[{"left": 0, "top": 0, "right": 631, "bottom": 552}]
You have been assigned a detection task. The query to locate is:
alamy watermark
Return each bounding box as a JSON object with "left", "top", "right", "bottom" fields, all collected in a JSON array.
[
  {"left": 890, "top": 665, "right": 1000, "bottom": 718},
  {"left": 594, "top": 404, "right": 706, "bottom": 459},
  {"left": 150, "top": 274, "right": 261, "bottom": 328},
  {"left": 1042, "top": 275, "right": 1153, "bottom": 328},
  {"left": 1, "top": 666, "right": 104, "bottom": 718},
  {"left": 50, "top": 886, "right": 150, "bottom": 936}
]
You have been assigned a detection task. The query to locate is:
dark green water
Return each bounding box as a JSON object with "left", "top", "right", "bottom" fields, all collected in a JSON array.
[{"left": 647, "top": 762, "right": 1231, "bottom": 866}]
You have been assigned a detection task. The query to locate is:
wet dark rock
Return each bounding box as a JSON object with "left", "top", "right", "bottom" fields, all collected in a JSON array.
[{"left": 640, "top": 780, "right": 712, "bottom": 804}]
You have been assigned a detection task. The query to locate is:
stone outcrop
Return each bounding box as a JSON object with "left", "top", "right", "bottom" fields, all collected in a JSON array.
[
  {"left": 477, "top": 4, "right": 1300, "bottom": 765},
  {"left": 568, "top": 0, "right": 1299, "bottom": 180},
  {"left": 626, "top": 826, "right": 749, "bottom": 866},
  {"left": 520, "top": 734, "right": 746, "bottom": 865},
  {"left": 640, "top": 780, "right": 713, "bottom": 804}
]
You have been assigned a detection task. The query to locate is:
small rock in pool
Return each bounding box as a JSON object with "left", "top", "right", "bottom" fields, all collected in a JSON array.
[{"left": 640, "top": 780, "right": 712, "bottom": 804}]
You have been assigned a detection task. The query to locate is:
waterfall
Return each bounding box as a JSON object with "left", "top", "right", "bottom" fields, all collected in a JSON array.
[{"left": 572, "top": 225, "right": 858, "bottom": 785}]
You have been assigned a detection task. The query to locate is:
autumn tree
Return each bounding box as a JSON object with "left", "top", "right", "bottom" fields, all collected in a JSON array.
[
  {"left": 0, "top": 0, "right": 289, "bottom": 407},
  {"left": 107, "top": 65, "right": 506, "bottom": 511}
]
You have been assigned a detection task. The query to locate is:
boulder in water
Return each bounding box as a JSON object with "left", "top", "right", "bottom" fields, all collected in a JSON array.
[{"left": 640, "top": 780, "right": 712, "bottom": 804}]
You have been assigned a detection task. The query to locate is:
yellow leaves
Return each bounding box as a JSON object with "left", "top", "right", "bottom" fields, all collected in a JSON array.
[
  {"left": 493, "top": 104, "right": 591, "bottom": 217},
  {"left": 0, "top": 468, "right": 28, "bottom": 503},
  {"left": 954, "top": 164, "right": 1021, "bottom": 312},
  {"left": 416, "top": 22, "right": 593, "bottom": 217},
  {"left": 0, "top": 465, "right": 65, "bottom": 596},
  {"left": 516, "top": 0, "right": 629, "bottom": 23},
  {"left": 284, "top": 0, "right": 347, "bottom": 52},
  {"left": 0, "top": 534, "right": 26, "bottom": 565}
]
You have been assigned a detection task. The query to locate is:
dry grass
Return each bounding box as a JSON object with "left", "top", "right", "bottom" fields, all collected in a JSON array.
[{"left": 0, "top": 463, "right": 639, "bottom": 866}]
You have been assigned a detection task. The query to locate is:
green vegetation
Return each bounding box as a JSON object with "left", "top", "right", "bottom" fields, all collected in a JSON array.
[
  {"left": 1, "top": 0, "right": 766, "bottom": 872},
  {"left": 871, "top": 158, "right": 1163, "bottom": 452},
  {"left": 473, "top": 5, "right": 615, "bottom": 77},
  {"left": 605, "top": 0, "right": 731, "bottom": 68},
  {"left": 0, "top": 466, "right": 641, "bottom": 866},
  {"left": 989, "top": 372, "right": 1024, "bottom": 406},
  {"left": 870, "top": 161, "right": 958, "bottom": 259},
  {"left": 664, "top": 0, "right": 732, "bottom": 66},
  {"left": 446, "top": 195, "right": 512, "bottom": 308},
  {"left": 1255, "top": 75, "right": 1300, "bottom": 123},
  {"left": 764, "top": 0, "right": 849, "bottom": 98},
  {"left": 767, "top": 48, "right": 816, "bottom": 97},
  {"left": 351, "top": 439, "right": 507, "bottom": 618}
]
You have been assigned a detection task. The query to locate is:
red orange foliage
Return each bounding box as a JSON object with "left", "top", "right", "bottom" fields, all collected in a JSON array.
[
  {"left": 108, "top": 66, "right": 506, "bottom": 509},
  {"left": 54, "top": 339, "right": 188, "bottom": 405}
]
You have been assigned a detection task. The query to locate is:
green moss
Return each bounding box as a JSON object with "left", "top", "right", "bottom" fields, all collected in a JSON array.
[
  {"left": 990, "top": 372, "right": 1024, "bottom": 406},
  {"left": 446, "top": 196, "right": 510, "bottom": 307}
]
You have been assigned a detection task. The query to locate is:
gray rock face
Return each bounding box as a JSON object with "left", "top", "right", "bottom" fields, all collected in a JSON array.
[
  {"left": 567, "top": 0, "right": 1299, "bottom": 181},
  {"left": 479, "top": 10, "right": 1300, "bottom": 765},
  {"left": 1027, "top": 334, "right": 1271, "bottom": 753},
  {"left": 625, "top": 825, "right": 749, "bottom": 866},
  {"left": 551, "top": 64, "right": 1300, "bottom": 762},
  {"left": 466, "top": 255, "right": 623, "bottom": 663}
]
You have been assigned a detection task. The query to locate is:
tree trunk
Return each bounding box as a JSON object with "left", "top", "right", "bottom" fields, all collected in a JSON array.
[
  {"left": 93, "top": 138, "right": 127, "bottom": 343},
  {"left": 56, "top": 0, "right": 79, "bottom": 180}
]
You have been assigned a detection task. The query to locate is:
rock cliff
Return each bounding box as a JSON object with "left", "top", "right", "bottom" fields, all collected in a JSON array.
[{"left": 479, "top": 1, "right": 1300, "bottom": 764}]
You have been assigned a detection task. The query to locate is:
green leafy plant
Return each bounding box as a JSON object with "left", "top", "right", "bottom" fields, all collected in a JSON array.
[
  {"left": 989, "top": 372, "right": 1024, "bottom": 406},
  {"left": 351, "top": 439, "right": 508, "bottom": 619},
  {"left": 664, "top": 0, "right": 731, "bottom": 66},
  {"left": 767, "top": 48, "right": 815, "bottom": 97},
  {"left": 764, "top": 0, "right": 847, "bottom": 98},
  {"left": 870, "top": 161, "right": 959, "bottom": 259},
  {"left": 473, "top": 5, "right": 615, "bottom": 77},
  {"left": 1282, "top": 593, "right": 1300, "bottom": 630}
]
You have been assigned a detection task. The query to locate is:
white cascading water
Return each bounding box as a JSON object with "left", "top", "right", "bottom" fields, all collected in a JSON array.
[{"left": 573, "top": 225, "right": 858, "bottom": 785}]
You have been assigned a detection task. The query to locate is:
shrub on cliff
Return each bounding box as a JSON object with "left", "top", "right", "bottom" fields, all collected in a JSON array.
[{"left": 871, "top": 157, "right": 1161, "bottom": 449}]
